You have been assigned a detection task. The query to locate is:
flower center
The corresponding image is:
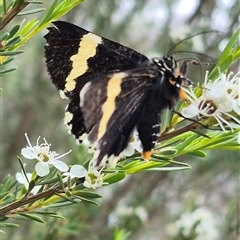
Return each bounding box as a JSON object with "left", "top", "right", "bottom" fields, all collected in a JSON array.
[
  {"left": 199, "top": 100, "right": 217, "bottom": 115},
  {"left": 42, "top": 153, "right": 50, "bottom": 162}
]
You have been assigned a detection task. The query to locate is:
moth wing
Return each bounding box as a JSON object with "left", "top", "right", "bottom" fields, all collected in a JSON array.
[
  {"left": 80, "top": 68, "right": 159, "bottom": 166},
  {"left": 44, "top": 21, "right": 149, "bottom": 140},
  {"left": 44, "top": 21, "right": 148, "bottom": 96}
]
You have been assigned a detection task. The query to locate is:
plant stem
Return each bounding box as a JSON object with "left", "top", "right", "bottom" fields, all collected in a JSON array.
[
  {"left": 0, "top": 185, "right": 63, "bottom": 216},
  {"left": 0, "top": 2, "right": 30, "bottom": 30}
]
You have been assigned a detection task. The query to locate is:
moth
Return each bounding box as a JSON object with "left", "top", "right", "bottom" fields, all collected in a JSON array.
[{"left": 44, "top": 21, "right": 195, "bottom": 167}]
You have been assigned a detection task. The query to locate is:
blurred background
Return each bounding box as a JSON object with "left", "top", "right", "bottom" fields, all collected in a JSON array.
[{"left": 1, "top": 0, "right": 239, "bottom": 239}]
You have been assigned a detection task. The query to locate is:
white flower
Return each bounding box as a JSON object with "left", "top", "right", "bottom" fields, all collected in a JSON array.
[
  {"left": 182, "top": 70, "right": 240, "bottom": 131},
  {"left": 123, "top": 130, "right": 142, "bottom": 156},
  {"left": 16, "top": 172, "right": 41, "bottom": 195},
  {"left": 83, "top": 163, "right": 105, "bottom": 189},
  {"left": 62, "top": 164, "right": 88, "bottom": 181},
  {"left": 176, "top": 208, "right": 220, "bottom": 240},
  {"left": 21, "top": 133, "right": 71, "bottom": 177}
]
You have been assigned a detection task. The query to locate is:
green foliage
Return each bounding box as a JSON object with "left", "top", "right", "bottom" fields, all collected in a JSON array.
[
  {"left": 114, "top": 228, "right": 131, "bottom": 240},
  {"left": 208, "top": 28, "right": 240, "bottom": 80}
]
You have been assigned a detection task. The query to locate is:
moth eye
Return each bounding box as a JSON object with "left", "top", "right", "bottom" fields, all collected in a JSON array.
[{"left": 165, "top": 58, "right": 173, "bottom": 68}]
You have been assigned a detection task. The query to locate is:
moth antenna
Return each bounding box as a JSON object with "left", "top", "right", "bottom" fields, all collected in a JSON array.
[
  {"left": 167, "top": 30, "right": 222, "bottom": 54},
  {"left": 178, "top": 57, "right": 215, "bottom": 84},
  {"left": 174, "top": 50, "right": 216, "bottom": 63}
]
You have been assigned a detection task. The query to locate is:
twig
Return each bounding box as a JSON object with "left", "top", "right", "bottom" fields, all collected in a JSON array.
[
  {"left": 0, "top": 2, "right": 30, "bottom": 30},
  {"left": 0, "top": 185, "right": 63, "bottom": 216},
  {"left": 158, "top": 122, "right": 200, "bottom": 142}
]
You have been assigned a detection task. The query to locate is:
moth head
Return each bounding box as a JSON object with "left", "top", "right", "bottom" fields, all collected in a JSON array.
[{"left": 154, "top": 55, "right": 193, "bottom": 101}]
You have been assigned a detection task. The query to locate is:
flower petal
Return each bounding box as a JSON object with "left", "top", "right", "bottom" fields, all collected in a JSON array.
[
  {"left": 21, "top": 148, "right": 37, "bottom": 159},
  {"left": 70, "top": 165, "right": 88, "bottom": 178},
  {"left": 35, "top": 162, "right": 49, "bottom": 177},
  {"left": 16, "top": 172, "right": 25, "bottom": 184},
  {"left": 181, "top": 104, "right": 198, "bottom": 118},
  {"left": 30, "top": 186, "right": 41, "bottom": 195},
  {"left": 124, "top": 143, "right": 134, "bottom": 156},
  {"left": 83, "top": 179, "right": 91, "bottom": 189},
  {"left": 52, "top": 160, "right": 69, "bottom": 172}
]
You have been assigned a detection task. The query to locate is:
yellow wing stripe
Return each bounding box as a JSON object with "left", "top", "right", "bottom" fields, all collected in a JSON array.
[
  {"left": 98, "top": 72, "right": 128, "bottom": 140},
  {"left": 65, "top": 33, "right": 102, "bottom": 91}
]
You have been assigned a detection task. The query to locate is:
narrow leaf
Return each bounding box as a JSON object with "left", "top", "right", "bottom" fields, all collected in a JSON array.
[
  {"left": 0, "top": 67, "right": 17, "bottom": 75},
  {"left": 0, "top": 223, "right": 19, "bottom": 228},
  {"left": 175, "top": 134, "right": 196, "bottom": 152},
  {"left": 38, "top": 0, "right": 59, "bottom": 26},
  {"left": 188, "top": 150, "right": 207, "bottom": 157},
  {"left": 73, "top": 195, "right": 100, "bottom": 206},
  {"left": 0, "top": 50, "right": 24, "bottom": 56},
  {"left": 5, "top": 36, "right": 22, "bottom": 47},
  {"left": 0, "top": 32, "right": 10, "bottom": 42},
  {"left": 33, "top": 211, "right": 65, "bottom": 219},
  {"left": 8, "top": 25, "right": 21, "bottom": 38},
  {"left": 0, "top": 191, "right": 9, "bottom": 199},
  {"left": 72, "top": 190, "right": 102, "bottom": 199},
  {"left": 144, "top": 166, "right": 190, "bottom": 171},
  {"left": 57, "top": 172, "right": 65, "bottom": 190},
  {"left": 0, "top": 56, "right": 15, "bottom": 66},
  {"left": 18, "top": 213, "right": 45, "bottom": 223},
  {"left": 104, "top": 173, "right": 126, "bottom": 184},
  {"left": 48, "top": 201, "right": 80, "bottom": 208},
  {"left": 17, "top": 8, "right": 46, "bottom": 16}
]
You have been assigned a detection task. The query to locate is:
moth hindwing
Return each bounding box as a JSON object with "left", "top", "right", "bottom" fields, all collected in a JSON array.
[{"left": 44, "top": 21, "right": 191, "bottom": 167}]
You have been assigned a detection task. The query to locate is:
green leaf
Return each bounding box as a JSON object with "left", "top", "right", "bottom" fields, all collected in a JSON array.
[
  {"left": 38, "top": 0, "right": 59, "bottom": 26},
  {"left": 104, "top": 173, "right": 126, "bottom": 184},
  {"left": 73, "top": 195, "right": 100, "bottom": 206},
  {"left": 190, "top": 132, "right": 236, "bottom": 151},
  {"left": 18, "top": 213, "right": 45, "bottom": 223},
  {"left": 72, "top": 190, "right": 102, "bottom": 199},
  {"left": 124, "top": 160, "right": 168, "bottom": 174},
  {"left": 5, "top": 36, "right": 22, "bottom": 47},
  {"left": 17, "top": 8, "right": 46, "bottom": 16},
  {"left": 175, "top": 134, "right": 197, "bottom": 152},
  {"left": 20, "top": 19, "right": 39, "bottom": 36},
  {"left": 150, "top": 154, "right": 172, "bottom": 162},
  {"left": 25, "top": 1, "right": 44, "bottom": 4},
  {"left": 0, "top": 67, "right": 17, "bottom": 75},
  {"left": 208, "top": 28, "right": 240, "bottom": 80},
  {"left": 0, "top": 222, "right": 19, "bottom": 228},
  {"left": 8, "top": 25, "right": 21, "bottom": 38},
  {"left": 2, "top": 0, "right": 7, "bottom": 14},
  {"left": 114, "top": 228, "right": 131, "bottom": 240},
  {"left": 188, "top": 150, "right": 207, "bottom": 157},
  {"left": 0, "top": 50, "right": 24, "bottom": 56},
  {"left": 221, "top": 28, "right": 240, "bottom": 55},
  {"left": 47, "top": 200, "right": 80, "bottom": 208},
  {"left": 0, "top": 32, "right": 10, "bottom": 42},
  {"left": 144, "top": 166, "right": 190, "bottom": 171},
  {"left": 57, "top": 172, "right": 65, "bottom": 190},
  {"left": 0, "top": 56, "right": 15, "bottom": 66},
  {"left": 33, "top": 211, "right": 65, "bottom": 220},
  {"left": 157, "top": 148, "right": 178, "bottom": 156},
  {"left": 1, "top": 174, "right": 18, "bottom": 192},
  {"left": 54, "top": 192, "right": 78, "bottom": 203},
  {"left": 0, "top": 216, "right": 8, "bottom": 222},
  {"left": 37, "top": 176, "right": 58, "bottom": 185},
  {"left": 0, "top": 191, "right": 9, "bottom": 199}
]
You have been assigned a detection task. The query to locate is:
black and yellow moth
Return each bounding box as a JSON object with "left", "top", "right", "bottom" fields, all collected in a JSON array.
[{"left": 44, "top": 21, "right": 193, "bottom": 167}]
